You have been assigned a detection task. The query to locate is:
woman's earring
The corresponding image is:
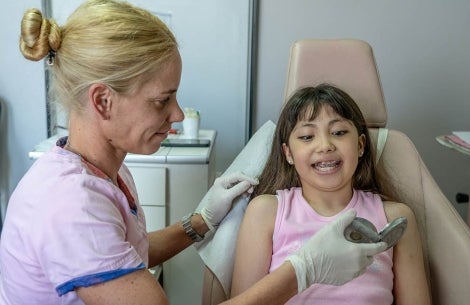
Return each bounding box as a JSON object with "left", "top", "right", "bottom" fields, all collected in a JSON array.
[
  {"left": 359, "top": 151, "right": 364, "bottom": 157},
  {"left": 287, "top": 159, "right": 293, "bottom": 165}
]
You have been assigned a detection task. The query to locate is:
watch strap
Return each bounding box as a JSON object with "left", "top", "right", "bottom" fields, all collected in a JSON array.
[{"left": 182, "top": 213, "right": 204, "bottom": 243}]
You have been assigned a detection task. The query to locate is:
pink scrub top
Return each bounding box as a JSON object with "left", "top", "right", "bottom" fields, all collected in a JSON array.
[{"left": 0, "top": 140, "right": 149, "bottom": 305}]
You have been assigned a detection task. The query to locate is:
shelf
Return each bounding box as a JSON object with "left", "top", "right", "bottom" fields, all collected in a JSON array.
[{"left": 436, "top": 135, "right": 470, "bottom": 156}]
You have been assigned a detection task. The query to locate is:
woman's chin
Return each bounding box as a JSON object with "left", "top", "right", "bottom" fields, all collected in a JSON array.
[
  {"left": 128, "top": 141, "right": 162, "bottom": 156},
  {"left": 142, "top": 144, "right": 162, "bottom": 155}
]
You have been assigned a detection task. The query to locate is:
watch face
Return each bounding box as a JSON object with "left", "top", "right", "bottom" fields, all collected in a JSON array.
[{"left": 182, "top": 213, "right": 204, "bottom": 242}]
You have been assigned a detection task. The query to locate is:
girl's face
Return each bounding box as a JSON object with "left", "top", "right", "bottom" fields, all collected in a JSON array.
[
  {"left": 283, "top": 104, "right": 365, "bottom": 194},
  {"left": 106, "top": 51, "right": 184, "bottom": 155}
]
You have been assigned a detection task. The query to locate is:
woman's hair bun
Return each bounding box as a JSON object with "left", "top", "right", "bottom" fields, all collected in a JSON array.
[{"left": 19, "top": 8, "right": 61, "bottom": 62}]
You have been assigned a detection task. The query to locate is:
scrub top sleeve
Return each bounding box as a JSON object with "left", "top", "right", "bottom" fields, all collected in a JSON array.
[{"left": 35, "top": 175, "right": 145, "bottom": 295}]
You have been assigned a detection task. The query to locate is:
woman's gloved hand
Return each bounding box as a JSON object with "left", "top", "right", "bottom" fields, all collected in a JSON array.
[
  {"left": 200, "top": 172, "right": 258, "bottom": 230},
  {"left": 286, "top": 209, "right": 388, "bottom": 292}
]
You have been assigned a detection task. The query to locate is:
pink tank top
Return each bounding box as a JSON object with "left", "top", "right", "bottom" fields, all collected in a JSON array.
[{"left": 270, "top": 188, "right": 393, "bottom": 305}]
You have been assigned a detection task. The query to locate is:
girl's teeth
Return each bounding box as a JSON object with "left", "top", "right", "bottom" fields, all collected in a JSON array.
[{"left": 314, "top": 161, "right": 339, "bottom": 171}]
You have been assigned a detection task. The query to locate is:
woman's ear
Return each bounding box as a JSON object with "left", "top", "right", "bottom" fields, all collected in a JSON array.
[{"left": 88, "top": 83, "right": 112, "bottom": 120}]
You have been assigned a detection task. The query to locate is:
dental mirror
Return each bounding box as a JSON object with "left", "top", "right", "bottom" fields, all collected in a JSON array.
[{"left": 344, "top": 216, "right": 407, "bottom": 250}]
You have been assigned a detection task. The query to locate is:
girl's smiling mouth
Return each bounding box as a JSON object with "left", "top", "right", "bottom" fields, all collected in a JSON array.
[{"left": 313, "top": 160, "right": 341, "bottom": 172}]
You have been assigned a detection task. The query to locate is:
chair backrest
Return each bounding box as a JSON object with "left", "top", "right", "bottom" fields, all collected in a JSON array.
[
  {"left": 284, "top": 39, "right": 387, "bottom": 127},
  {"left": 202, "top": 39, "right": 470, "bottom": 305}
]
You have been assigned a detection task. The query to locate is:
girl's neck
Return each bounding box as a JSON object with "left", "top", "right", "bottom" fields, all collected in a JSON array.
[{"left": 301, "top": 186, "right": 354, "bottom": 217}]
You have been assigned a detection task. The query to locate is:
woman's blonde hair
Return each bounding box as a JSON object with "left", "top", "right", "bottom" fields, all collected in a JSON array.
[{"left": 19, "top": 0, "right": 178, "bottom": 113}]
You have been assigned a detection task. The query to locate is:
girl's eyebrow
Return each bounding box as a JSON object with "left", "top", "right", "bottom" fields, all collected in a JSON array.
[
  {"left": 328, "top": 118, "right": 348, "bottom": 126},
  {"left": 299, "top": 117, "right": 347, "bottom": 128}
]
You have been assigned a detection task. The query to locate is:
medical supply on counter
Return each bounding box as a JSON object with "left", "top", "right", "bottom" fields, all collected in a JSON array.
[{"left": 182, "top": 108, "right": 200, "bottom": 139}]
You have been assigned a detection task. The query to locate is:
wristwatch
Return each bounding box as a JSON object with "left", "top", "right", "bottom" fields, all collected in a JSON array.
[{"left": 182, "top": 213, "right": 205, "bottom": 243}]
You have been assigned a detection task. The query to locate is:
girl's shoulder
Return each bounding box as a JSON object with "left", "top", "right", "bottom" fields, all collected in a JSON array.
[
  {"left": 245, "top": 194, "right": 279, "bottom": 221},
  {"left": 248, "top": 193, "right": 278, "bottom": 208},
  {"left": 382, "top": 200, "right": 416, "bottom": 221}
]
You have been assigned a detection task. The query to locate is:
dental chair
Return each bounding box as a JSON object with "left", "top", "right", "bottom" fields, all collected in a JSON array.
[{"left": 201, "top": 39, "right": 470, "bottom": 305}]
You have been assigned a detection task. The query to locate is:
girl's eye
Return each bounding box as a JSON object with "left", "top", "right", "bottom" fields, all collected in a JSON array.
[
  {"left": 298, "top": 135, "right": 313, "bottom": 141},
  {"left": 332, "top": 130, "right": 348, "bottom": 136}
]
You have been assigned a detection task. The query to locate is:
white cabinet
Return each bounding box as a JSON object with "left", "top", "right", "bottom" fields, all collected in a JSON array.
[
  {"left": 126, "top": 165, "right": 167, "bottom": 232},
  {"left": 124, "top": 130, "right": 217, "bottom": 305}
]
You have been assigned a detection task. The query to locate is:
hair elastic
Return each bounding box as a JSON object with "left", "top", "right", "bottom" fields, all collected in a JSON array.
[{"left": 47, "top": 50, "right": 56, "bottom": 66}]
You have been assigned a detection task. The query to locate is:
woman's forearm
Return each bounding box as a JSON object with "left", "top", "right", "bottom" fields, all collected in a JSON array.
[
  {"left": 222, "top": 262, "right": 298, "bottom": 305},
  {"left": 147, "top": 213, "right": 208, "bottom": 267}
]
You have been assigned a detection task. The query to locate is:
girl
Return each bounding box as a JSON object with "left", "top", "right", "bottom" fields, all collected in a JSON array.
[{"left": 231, "top": 84, "right": 431, "bottom": 304}]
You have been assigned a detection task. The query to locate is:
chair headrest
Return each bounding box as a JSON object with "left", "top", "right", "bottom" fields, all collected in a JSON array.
[{"left": 284, "top": 39, "right": 387, "bottom": 128}]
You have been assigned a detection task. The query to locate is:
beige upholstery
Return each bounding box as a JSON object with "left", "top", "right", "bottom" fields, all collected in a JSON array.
[
  {"left": 202, "top": 267, "right": 227, "bottom": 305},
  {"left": 284, "top": 39, "right": 387, "bottom": 128},
  {"left": 202, "top": 39, "right": 470, "bottom": 305}
]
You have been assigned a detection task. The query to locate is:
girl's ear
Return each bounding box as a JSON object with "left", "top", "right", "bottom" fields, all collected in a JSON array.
[
  {"left": 282, "top": 143, "right": 294, "bottom": 165},
  {"left": 88, "top": 83, "right": 112, "bottom": 120},
  {"left": 358, "top": 133, "right": 366, "bottom": 155}
]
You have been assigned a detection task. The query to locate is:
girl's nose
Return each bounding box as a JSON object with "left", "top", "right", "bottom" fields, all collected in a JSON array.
[{"left": 316, "top": 134, "right": 335, "bottom": 153}]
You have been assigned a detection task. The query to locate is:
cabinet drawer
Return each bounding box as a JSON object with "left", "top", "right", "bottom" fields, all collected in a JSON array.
[
  {"left": 126, "top": 164, "right": 166, "bottom": 206},
  {"left": 142, "top": 205, "right": 166, "bottom": 231}
]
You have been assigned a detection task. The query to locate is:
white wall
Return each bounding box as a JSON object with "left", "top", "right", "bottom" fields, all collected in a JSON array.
[
  {"left": 48, "top": 0, "right": 253, "bottom": 174},
  {"left": 0, "top": 0, "right": 252, "bottom": 212},
  {"left": 0, "top": 0, "right": 47, "bottom": 211},
  {"left": 254, "top": 0, "right": 470, "bottom": 220}
]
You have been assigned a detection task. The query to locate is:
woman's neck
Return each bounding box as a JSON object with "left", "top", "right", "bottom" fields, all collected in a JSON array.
[{"left": 66, "top": 118, "right": 125, "bottom": 185}]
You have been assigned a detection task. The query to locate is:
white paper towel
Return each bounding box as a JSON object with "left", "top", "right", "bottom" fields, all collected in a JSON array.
[{"left": 194, "top": 120, "right": 276, "bottom": 295}]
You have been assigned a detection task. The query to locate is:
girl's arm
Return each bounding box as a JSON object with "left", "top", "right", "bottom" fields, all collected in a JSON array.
[
  {"left": 384, "top": 201, "right": 431, "bottom": 305},
  {"left": 228, "top": 206, "right": 388, "bottom": 305},
  {"left": 231, "top": 194, "right": 278, "bottom": 297}
]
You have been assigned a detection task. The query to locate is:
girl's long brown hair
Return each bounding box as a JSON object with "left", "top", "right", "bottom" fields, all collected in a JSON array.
[{"left": 252, "top": 84, "right": 386, "bottom": 199}]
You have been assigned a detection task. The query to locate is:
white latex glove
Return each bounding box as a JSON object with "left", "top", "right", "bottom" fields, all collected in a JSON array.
[
  {"left": 286, "top": 209, "right": 388, "bottom": 292},
  {"left": 200, "top": 171, "right": 258, "bottom": 230}
]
